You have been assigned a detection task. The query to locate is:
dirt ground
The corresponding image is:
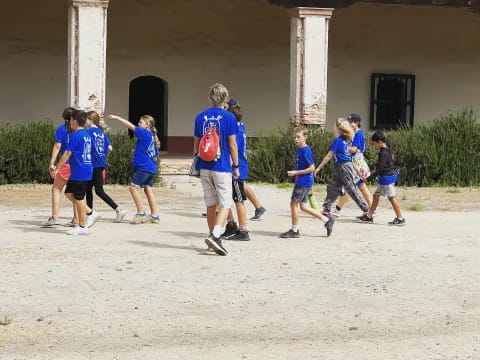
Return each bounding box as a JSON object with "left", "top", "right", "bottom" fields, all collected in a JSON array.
[{"left": 0, "top": 181, "right": 479, "bottom": 359}]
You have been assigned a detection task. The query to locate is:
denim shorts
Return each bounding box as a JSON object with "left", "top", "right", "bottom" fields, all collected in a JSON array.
[{"left": 131, "top": 169, "right": 155, "bottom": 188}]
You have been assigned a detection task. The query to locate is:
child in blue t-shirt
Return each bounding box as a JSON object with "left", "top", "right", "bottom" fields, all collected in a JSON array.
[
  {"left": 85, "top": 111, "right": 126, "bottom": 224},
  {"left": 315, "top": 118, "right": 369, "bottom": 219},
  {"left": 52, "top": 109, "right": 93, "bottom": 236},
  {"left": 280, "top": 126, "right": 335, "bottom": 238},
  {"left": 108, "top": 114, "right": 160, "bottom": 224}
]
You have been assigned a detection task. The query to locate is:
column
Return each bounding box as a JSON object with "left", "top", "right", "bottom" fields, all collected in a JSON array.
[
  {"left": 67, "top": 0, "right": 109, "bottom": 114},
  {"left": 290, "top": 8, "right": 333, "bottom": 127}
]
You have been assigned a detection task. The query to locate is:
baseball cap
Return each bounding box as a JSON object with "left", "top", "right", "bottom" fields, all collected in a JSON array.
[
  {"left": 346, "top": 113, "right": 361, "bottom": 123},
  {"left": 227, "top": 99, "right": 240, "bottom": 109}
]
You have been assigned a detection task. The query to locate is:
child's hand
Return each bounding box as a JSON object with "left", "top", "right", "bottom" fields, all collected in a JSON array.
[
  {"left": 287, "top": 170, "right": 296, "bottom": 177},
  {"left": 314, "top": 168, "right": 320, "bottom": 177},
  {"left": 106, "top": 114, "right": 119, "bottom": 121}
]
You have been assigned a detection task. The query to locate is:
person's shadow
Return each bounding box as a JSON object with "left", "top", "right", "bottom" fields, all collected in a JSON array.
[{"left": 129, "top": 236, "right": 215, "bottom": 256}]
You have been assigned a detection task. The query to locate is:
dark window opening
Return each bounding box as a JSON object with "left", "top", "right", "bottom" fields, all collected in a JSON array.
[
  {"left": 129, "top": 76, "right": 168, "bottom": 151},
  {"left": 370, "top": 73, "right": 415, "bottom": 130}
]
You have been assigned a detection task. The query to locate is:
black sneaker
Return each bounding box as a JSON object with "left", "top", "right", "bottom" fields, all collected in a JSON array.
[
  {"left": 221, "top": 222, "right": 238, "bottom": 239},
  {"left": 204, "top": 234, "right": 228, "bottom": 256},
  {"left": 357, "top": 214, "right": 373, "bottom": 223},
  {"left": 324, "top": 214, "right": 335, "bottom": 236},
  {"left": 279, "top": 229, "right": 300, "bottom": 238},
  {"left": 250, "top": 207, "right": 266, "bottom": 221},
  {"left": 226, "top": 230, "right": 250, "bottom": 241},
  {"left": 388, "top": 217, "right": 406, "bottom": 226}
]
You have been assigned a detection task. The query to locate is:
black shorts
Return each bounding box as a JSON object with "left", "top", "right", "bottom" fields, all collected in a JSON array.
[
  {"left": 232, "top": 179, "right": 247, "bottom": 203},
  {"left": 291, "top": 184, "right": 311, "bottom": 203},
  {"left": 65, "top": 180, "right": 88, "bottom": 201}
]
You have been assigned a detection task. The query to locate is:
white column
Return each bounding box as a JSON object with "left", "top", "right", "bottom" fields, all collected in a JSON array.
[
  {"left": 67, "top": 0, "right": 109, "bottom": 114},
  {"left": 290, "top": 8, "right": 333, "bottom": 127}
]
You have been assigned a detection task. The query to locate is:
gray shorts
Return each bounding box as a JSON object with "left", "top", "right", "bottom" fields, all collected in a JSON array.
[
  {"left": 375, "top": 183, "right": 396, "bottom": 198},
  {"left": 200, "top": 169, "right": 233, "bottom": 208},
  {"left": 291, "top": 185, "right": 311, "bottom": 203}
]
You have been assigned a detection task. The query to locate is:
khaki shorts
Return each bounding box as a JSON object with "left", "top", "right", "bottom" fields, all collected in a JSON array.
[
  {"left": 375, "top": 183, "right": 396, "bottom": 198},
  {"left": 200, "top": 169, "right": 233, "bottom": 208}
]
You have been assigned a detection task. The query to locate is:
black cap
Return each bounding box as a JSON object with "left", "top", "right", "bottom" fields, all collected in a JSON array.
[
  {"left": 227, "top": 99, "right": 240, "bottom": 109},
  {"left": 346, "top": 113, "right": 361, "bottom": 123}
]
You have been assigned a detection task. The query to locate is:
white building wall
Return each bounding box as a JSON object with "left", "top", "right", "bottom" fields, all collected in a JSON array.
[{"left": 0, "top": 0, "right": 479, "bottom": 139}]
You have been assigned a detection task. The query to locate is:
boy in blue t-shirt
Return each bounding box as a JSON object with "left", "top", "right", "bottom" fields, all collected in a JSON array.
[
  {"left": 280, "top": 126, "right": 335, "bottom": 238},
  {"left": 53, "top": 110, "right": 93, "bottom": 236}
]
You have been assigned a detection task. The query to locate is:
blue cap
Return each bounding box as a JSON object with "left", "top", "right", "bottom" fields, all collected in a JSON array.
[{"left": 227, "top": 99, "right": 240, "bottom": 108}]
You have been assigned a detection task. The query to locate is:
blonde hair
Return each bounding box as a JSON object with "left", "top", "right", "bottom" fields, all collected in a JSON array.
[
  {"left": 140, "top": 115, "right": 161, "bottom": 149},
  {"left": 86, "top": 111, "right": 109, "bottom": 132},
  {"left": 336, "top": 118, "right": 354, "bottom": 142},
  {"left": 208, "top": 83, "right": 229, "bottom": 107},
  {"left": 294, "top": 125, "right": 309, "bottom": 137}
]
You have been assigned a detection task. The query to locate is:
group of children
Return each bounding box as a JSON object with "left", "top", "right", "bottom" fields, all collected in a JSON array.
[{"left": 281, "top": 114, "right": 405, "bottom": 239}]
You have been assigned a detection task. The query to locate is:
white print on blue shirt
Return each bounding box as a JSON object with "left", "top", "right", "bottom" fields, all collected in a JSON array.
[
  {"left": 147, "top": 137, "right": 156, "bottom": 158},
  {"left": 202, "top": 115, "right": 222, "bottom": 135},
  {"left": 92, "top": 132, "right": 105, "bottom": 157},
  {"left": 82, "top": 136, "right": 92, "bottom": 164}
]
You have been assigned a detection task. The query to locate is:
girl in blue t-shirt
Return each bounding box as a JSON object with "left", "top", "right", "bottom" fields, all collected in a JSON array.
[
  {"left": 108, "top": 114, "right": 161, "bottom": 224},
  {"left": 314, "top": 118, "right": 369, "bottom": 217},
  {"left": 85, "top": 111, "right": 126, "bottom": 223}
]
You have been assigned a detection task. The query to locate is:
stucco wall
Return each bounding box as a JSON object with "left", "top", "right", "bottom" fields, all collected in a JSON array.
[{"left": 1, "top": 0, "right": 479, "bottom": 140}]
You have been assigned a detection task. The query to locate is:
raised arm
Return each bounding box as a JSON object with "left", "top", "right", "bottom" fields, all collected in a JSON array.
[
  {"left": 107, "top": 115, "right": 135, "bottom": 132},
  {"left": 314, "top": 151, "right": 334, "bottom": 177}
]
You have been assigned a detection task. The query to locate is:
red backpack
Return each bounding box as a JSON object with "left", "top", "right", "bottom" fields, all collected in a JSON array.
[{"left": 199, "top": 126, "right": 221, "bottom": 162}]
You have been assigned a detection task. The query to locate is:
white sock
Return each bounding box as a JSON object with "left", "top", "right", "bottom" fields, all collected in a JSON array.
[
  {"left": 292, "top": 224, "right": 298, "bottom": 232},
  {"left": 212, "top": 225, "right": 223, "bottom": 238},
  {"left": 319, "top": 214, "right": 329, "bottom": 223},
  {"left": 239, "top": 226, "right": 247, "bottom": 231}
]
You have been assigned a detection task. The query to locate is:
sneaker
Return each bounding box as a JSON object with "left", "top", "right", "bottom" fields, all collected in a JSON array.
[
  {"left": 331, "top": 207, "right": 342, "bottom": 217},
  {"left": 324, "top": 214, "right": 335, "bottom": 236},
  {"left": 357, "top": 214, "right": 373, "bottom": 223},
  {"left": 250, "top": 207, "right": 266, "bottom": 221},
  {"left": 67, "top": 226, "right": 89, "bottom": 236},
  {"left": 280, "top": 229, "right": 300, "bottom": 238},
  {"left": 148, "top": 215, "right": 160, "bottom": 224},
  {"left": 129, "top": 213, "right": 147, "bottom": 224},
  {"left": 40, "top": 217, "right": 60, "bottom": 227},
  {"left": 388, "top": 217, "right": 406, "bottom": 226},
  {"left": 221, "top": 222, "right": 238, "bottom": 239},
  {"left": 204, "top": 234, "right": 228, "bottom": 256},
  {"left": 114, "top": 209, "right": 127, "bottom": 223},
  {"left": 63, "top": 218, "right": 77, "bottom": 228},
  {"left": 226, "top": 230, "right": 250, "bottom": 241},
  {"left": 86, "top": 211, "right": 101, "bottom": 228}
]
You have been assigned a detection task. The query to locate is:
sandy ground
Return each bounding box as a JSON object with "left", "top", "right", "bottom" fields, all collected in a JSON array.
[{"left": 0, "top": 181, "right": 479, "bottom": 359}]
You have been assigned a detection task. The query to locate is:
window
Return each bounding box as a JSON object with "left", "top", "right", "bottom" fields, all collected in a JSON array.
[{"left": 370, "top": 73, "right": 415, "bottom": 129}]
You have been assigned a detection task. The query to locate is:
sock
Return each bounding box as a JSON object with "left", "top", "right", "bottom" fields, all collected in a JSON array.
[
  {"left": 239, "top": 226, "right": 247, "bottom": 232},
  {"left": 335, "top": 205, "right": 341, "bottom": 211},
  {"left": 212, "top": 225, "right": 223, "bottom": 238},
  {"left": 292, "top": 224, "right": 298, "bottom": 232},
  {"left": 319, "top": 214, "right": 330, "bottom": 223},
  {"left": 227, "top": 218, "right": 234, "bottom": 223},
  {"left": 87, "top": 211, "right": 93, "bottom": 216}
]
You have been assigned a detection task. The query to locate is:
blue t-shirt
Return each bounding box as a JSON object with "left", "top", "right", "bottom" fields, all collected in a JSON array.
[
  {"left": 55, "top": 124, "right": 70, "bottom": 159},
  {"left": 89, "top": 127, "right": 111, "bottom": 169},
  {"left": 132, "top": 127, "right": 158, "bottom": 174},
  {"left": 295, "top": 145, "right": 314, "bottom": 187},
  {"left": 237, "top": 121, "right": 249, "bottom": 180},
  {"left": 66, "top": 128, "right": 93, "bottom": 181},
  {"left": 352, "top": 129, "right": 366, "bottom": 154},
  {"left": 330, "top": 136, "right": 352, "bottom": 163},
  {"left": 194, "top": 107, "right": 238, "bottom": 173}
]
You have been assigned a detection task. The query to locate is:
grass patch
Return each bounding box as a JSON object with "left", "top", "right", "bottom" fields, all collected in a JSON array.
[
  {"left": 406, "top": 203, "right": 425, "bottom": 211},
  {"left": 276, "top": 183, "right": 293, "bottom": 189},
  {"left": 445, "top": 188, "right": 461, "bottom": 194}
]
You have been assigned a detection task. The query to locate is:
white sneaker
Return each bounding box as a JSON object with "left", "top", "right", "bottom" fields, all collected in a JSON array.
[
  {"left": 87, "top": 211, "right": 102, "bottom": 228},
  {"left": 114, "top": 209, "right": 127, "bottom": 223},
  {"left": 331, "top": 208, "right": 342, "bottom": 217},
  {"left": 67, "top": 226, "right": 89, "bottom": 236}
]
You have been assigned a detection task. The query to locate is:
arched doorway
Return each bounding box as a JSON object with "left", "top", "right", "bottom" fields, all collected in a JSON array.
[{"left": 129, "top": 76, "right": 168, "bottom": 151}]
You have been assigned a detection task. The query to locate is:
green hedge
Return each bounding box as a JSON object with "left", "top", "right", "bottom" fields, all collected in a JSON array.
[
  {"left": 249, "top": 109, "right": 480, "bottom": 187},
  {"left": 0, "top": 123, "right": 156, "bottom": 185}
]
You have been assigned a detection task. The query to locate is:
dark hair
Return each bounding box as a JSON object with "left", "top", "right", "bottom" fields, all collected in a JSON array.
[
  {"left": 71, "top": 109, "right": 87, "bottom": 127},
  {"left": 62, "top": 107, "right": 75, "bottom": 121},
  {"left": 371, "top": 130, "right": 386, "bottom": 143}
]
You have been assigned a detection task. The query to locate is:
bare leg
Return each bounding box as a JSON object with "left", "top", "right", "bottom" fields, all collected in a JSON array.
[
  {"left": 299, "top": 202, "right": 329, "bottom": 223},
  {"left": 52, "top": 176, "right": 67, "bottom": 220},
  {"left": 75, "top": 199, "right": 87, "bottom": 228},
  {"left": 337, "top": 193, "right": 350, "bottom": 210},
  {"left": 235, "top": 201, "right": 247, "bottom": 228},
  {"left": 128, "top": 185, "right": 144, "bottom": 213},
  {"left": 388, "top": 197, "right": 403, "bottom": 218},
  {"left": 290, "top": 200, "right": 299, "bottom": 227},
  {"left": 206, "top": 204, "right": 217, "bottom": 232},
  {"left": 143, "top": 186, "right": 158, "bottom": 216},
  {"left": 368, "top": 195, "right": 381, "bottom": 217},
  {"left": 245, "top": 183, "right": 261, "bottom": 209},
  {"left": 358, "top": 183, "right": 373, "bottom": 208}
]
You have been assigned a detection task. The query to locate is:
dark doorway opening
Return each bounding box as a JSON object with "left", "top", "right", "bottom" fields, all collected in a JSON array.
[{"left": 129, "top": 76, "right": 168, "bottom": 151}]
